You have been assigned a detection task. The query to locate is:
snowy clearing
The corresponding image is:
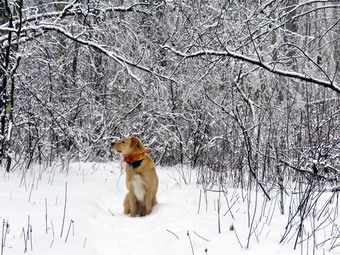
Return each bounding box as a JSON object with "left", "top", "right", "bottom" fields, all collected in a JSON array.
[{"left": 1, "top": 162, "right": 338, "bottom": 255}]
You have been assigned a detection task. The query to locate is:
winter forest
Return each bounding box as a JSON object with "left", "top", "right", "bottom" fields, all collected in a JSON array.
[{"left": 0, "top": 0, "right": 339, "bottom": 254}]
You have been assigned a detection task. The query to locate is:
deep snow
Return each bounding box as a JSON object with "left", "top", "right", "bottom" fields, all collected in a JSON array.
[{"left": 0, "top": 162, "right": 338, "bottom": 255}]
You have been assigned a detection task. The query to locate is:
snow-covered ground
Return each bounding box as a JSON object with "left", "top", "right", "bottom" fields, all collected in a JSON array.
[{"left": 1, "top": 162, "right": 338, "bottom": 255}]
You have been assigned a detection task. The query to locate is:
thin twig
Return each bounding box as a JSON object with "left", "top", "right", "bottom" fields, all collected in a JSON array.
[
  {"left": 83, "top": 237, "right": 87, "bottom": 248},
  {"left": 193, "top": 231, "right": 209, "bottom": 242},
  {"left": 166, "top": 229, "right": 179, "bottom": 240},
  {"left": 65, "top": 220, "right": 74, "bottom": 243},
  {"left": 60, "top": 182, "right": 68, "bottom": 238},
  {"left": 51, "top": 220, "right": 55, "bottom": 238},
  {"left": 197, "top": 190, "right": 202, "bottom": 214},
  {"left": 22, "top": 227, "right": 27, "bottom": 253},
  {"left": 187, "top": 231, "right": 195, "bottom": 255},
  {"left": 1, "top": 220, "right": 5, "bottom": 255},
  {"left": 108, "top": 208, "right": 115, "bottom": 217},
  {"left": 45, "top": 198, "right": 48, "bottom": 234},
  {"left": 232, "top": 225, "right": 244, "bottom": 249}
]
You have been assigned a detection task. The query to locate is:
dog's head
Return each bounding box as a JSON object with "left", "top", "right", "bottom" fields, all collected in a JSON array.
[{"left": 112, "top": 137, "right": 146, "bottom": 156}]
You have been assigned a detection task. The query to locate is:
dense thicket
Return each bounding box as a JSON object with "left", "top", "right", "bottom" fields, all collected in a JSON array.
[
  {"left": 1, "top": 1, "right": 339, "bottom": 252},
  {"left": 0, "top": 0, "right": 339, "bottom": 185}
]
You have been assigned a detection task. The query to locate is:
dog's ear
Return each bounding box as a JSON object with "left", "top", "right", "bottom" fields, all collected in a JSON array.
[{"left": 130, "top": 137, "right": 143, "bottom": 150}]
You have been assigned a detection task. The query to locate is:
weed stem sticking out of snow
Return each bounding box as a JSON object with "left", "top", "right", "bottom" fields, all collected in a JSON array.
[
  {"left": 21, "top": 216, "right": 33, "bottom": 252},
  {"left": 108, "top": 208, "right": 115, "bottom": 217},
  {"left": 45, "top": 198, "right": 48, "bottom": 234},
  {"left": 231, "top": 224, "right": 244, "bottom": 249},
  {"left": 65, "top": 220, "right": 74, "bottom": 243},
  {"left": 60, "top": 182, "right": 68, "bottom": 238},
  {"left": 193, "top": 231, "right": 209, "bottom": 242},
  {"left": 166, "top": 229, "right": 179, "bottom": 240},
  {"left": 28, "top": 183, "right": 34, "bottom": 203},
  {"left": 187, "top": 230, "right": 195, "bottom": 255},
  {"left": 1, "top": 219, "right": 7, "bottom": 255},
  {"left": 83, "top": 237, "right": 87, "bottom": 248},
  {"left": 51, "top": 220, "right": 55, "bottom": 238},
  {"left": 197, "top": 190, "right": 202, "bottom": 214}
]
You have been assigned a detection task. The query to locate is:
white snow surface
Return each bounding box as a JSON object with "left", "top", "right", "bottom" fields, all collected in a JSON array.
[{"left": 0, "top": 162, "right": 338, "bottom": 255}]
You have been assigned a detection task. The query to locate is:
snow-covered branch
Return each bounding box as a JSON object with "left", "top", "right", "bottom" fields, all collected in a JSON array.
[
  {"left": 42, "top": 25, "right": 176, "bottom": 84},
  {"left": 163, "top": 45, "right": 340, "bottom": 94}
]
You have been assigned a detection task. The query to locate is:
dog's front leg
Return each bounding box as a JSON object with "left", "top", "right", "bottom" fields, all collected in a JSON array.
[
  {"left": 123, "top": 193, "right": 130, "bottom": 214},
  {"left": 138, "top": 202, "right": 146, "bottom": 217},
  {"left": 128, "top": 192, "right": 137, "bottom": 217},
  {"left": 145, "top": 191, "right": 153, "bottom": 215}
]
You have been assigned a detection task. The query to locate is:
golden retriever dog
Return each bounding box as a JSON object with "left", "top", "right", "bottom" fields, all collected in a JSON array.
[{"left": 112, "top": 137, "right": 158, "bottom": 217}]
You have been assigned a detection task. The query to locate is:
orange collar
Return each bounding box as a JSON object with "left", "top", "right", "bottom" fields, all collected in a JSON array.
[{"left": 124, "top": 150, "right": 151, "bottom": 163}]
